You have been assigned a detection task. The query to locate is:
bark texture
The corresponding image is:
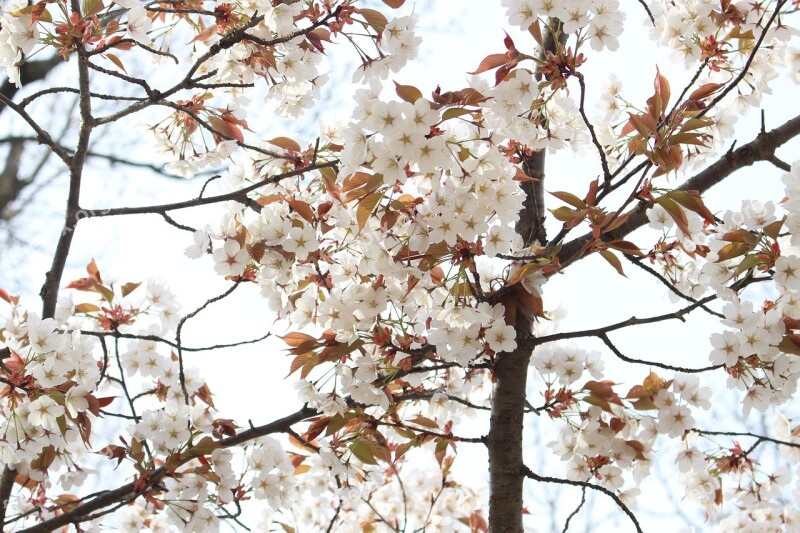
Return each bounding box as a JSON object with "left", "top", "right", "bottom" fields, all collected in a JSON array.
[{"left": 486, "top": 21, "right": 564, "bottom": 533}]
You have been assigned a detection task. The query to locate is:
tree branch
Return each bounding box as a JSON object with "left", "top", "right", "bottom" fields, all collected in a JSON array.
[
  {"left": 84, "top": 160, "right": 337, "bottom": 217},
  {"left": 556, "top": 113, "right": 800, "bottom": 266},
  {"left": 521, "top": 464, "right": 643, "bottom": 533},
  {"left": 17, "top": 406, "right": 318, "bottom": 532}
]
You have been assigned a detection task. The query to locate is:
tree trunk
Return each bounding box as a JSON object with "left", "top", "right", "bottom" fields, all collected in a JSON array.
[
  {"left": 487, "top": 322, "right": 535, "bottom": 532},
  {"left": 486, "top": 20, "right": 564, "bottom": 532}
]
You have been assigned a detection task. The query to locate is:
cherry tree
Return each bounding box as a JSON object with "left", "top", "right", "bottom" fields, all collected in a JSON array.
[{"left": 1, "top": 0, "right": 800, "bottom": 531}]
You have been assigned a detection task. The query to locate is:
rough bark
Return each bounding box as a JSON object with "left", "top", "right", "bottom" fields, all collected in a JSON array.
[
  {"left": 486, "top": 20, "right": 565, "bottom": 533},
  {"left": 0, "top": 57, "right": 62, "bottom": 219},
  {"left": 0, "top": 139, "right": 25, "bottom": 215},
  {"left": 487, "top": 322, "right": 536, "bottom": 532}
]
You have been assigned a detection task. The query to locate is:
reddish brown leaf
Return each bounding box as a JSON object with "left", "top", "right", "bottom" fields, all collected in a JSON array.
[
  {"left": 467, "top": 53, "right": 508, "bottom": 75},
  {"left": 688, "top": 82, "right": 724, "bottom": 101},
  {"left": 359, "top": 8, "right": 388, "bottom": 32},
  {"left": 266, "top": 136, "right": 301, "bottom": 153},
  {"left": 286, "top": 197, "right": 315, "bottom": 224},
  {"left": 282, "top": 332, "right": 317, "bottom": 347},
  {"left": 394, "top": 81, "right": 423, "bottom": 103}
]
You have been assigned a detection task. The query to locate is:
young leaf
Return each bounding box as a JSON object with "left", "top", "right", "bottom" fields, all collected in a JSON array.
[
  {"left": 604, "top": 240, "right": 644, "bottom": 256},
  {"left": 350, "top": 439, "right": 379, "bottom": 465},
  {"left": 286, "top": 197, "right": 315, "bottom": 224},
  {"left": 359, "top": 8, "right": 388, "bottom": 32},
  {"left": 105, "top": 53, "right": 127, "bottom": 74},
  {"left": 666, "top": 190, "right": 716, "bottom": 224},
  {"left": 549, "top": 190, "right": 586, "bottom": 209},
  {"left": 121, "top": 282, "right": 140, "bottom": 297},
  {"left": 266, "top": 137, "right": 301, "bottom": 152},
  {"left": 467, "top": 54, "right": 507, "bottom": 75},
  {"left": 356, "top": 191, "right": 384, "bottom": 230},
  {"left": 282, "top": 332, "right": 317, "bottom": 347},
  {"left": 394, "top": 81, "right": 423, "bottom": 103},
  {"left": 598, "top": 250, "right": 625, "bottom": 276},
  {"left": 688, "top": 82, "right": 724, "bottom": 101},
  {"left": 74, "top": 303, "right": 101, "bottom": 313},
  {"left": 654, "top": 196, "right": 690, "bottom": 236}
]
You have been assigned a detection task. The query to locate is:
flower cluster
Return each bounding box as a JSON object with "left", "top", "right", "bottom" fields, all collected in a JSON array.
[
  {"left": 501, "top": 0, "right": 626, "bottom": 51},
  {"left": 0, "top": 307, "right": 103, "bottom": 479},
  {"left": 0, "top": 0, "right": 39, "bottom": 86},
  {"left": 2, "top": 0, "right": 800, "bottom": 529}
]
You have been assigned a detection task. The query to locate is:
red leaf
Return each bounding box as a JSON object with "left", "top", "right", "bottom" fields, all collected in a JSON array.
[
  {"left": 467, "top": 53, "right": 508, "bottom": 75},
  {"left": 688, "top": 82, "right": 724, "bottom": 101},
  {"left": 0, "top": 288, "right": 15, "bottom": 304},
  {"left": 494, "top": 63, "right": 514, "bottom": 86},
  {"left": 96, "top": 396, "right": 116, "bottom": 408},
  {"left": 503, "top": 32, "right": 516, "bottom": 52}
]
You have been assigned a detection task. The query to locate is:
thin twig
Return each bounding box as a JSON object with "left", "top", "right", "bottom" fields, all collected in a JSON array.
[{"left": 522, "top": 465, "right": 643, "bottom": 533}]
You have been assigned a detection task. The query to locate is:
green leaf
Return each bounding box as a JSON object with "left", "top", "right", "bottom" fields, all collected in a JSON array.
[
  {"left": 715, "top": 242, "right": 752, "bottom": 262},
  {"left": 83, "top": 0, "right": 105, "bottom": 17},
  {"left": 679, "top": 117, "right": 713, "bottom": 133},
  {"left": 187, "top": 436, "right": 221, "bottom": 457},
  {"left": 74, "top": 303, "right": 100, "bottom": 313},
  {"left": 408, "top": 415, "right": 439, "bottom": 429},
  {"left": 325, "top": 414, "right": 350, "bottom": 436},
  {"left": 95, "top": 284, "right": 115, "bottom": 303},
  {"left": 549, "top": 190, "right": 586, "bottom": 209},
  {"left": 732, "top": 254, "right": 759, "bottom": 277},
  {"left": 442, "top": 108, "right": 472, "bottom": 121},
  {"left": 763, "top": 217, "right": 785, "bottom": 241},
  {"left": 599, "top": 250, "right": 626, "bottom": 277},
  {"left": 549, "top": 206, "right": 576, "bottom": 222},
  {"left": 350, "top": 439, "right": 378, "bottom": 465},
  {"left": 667, "top": 132, "right": 707, "bottom": 147}
]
